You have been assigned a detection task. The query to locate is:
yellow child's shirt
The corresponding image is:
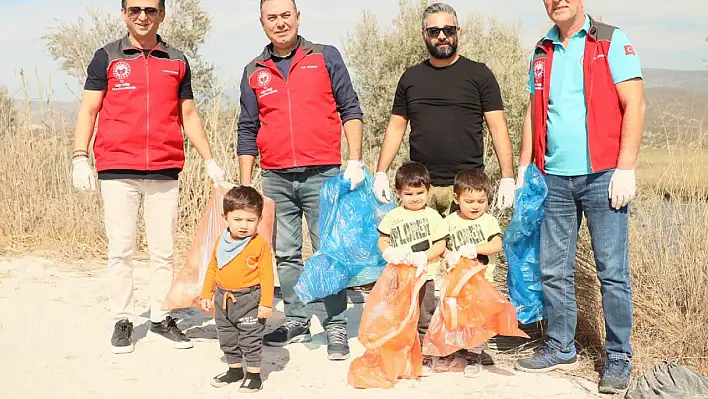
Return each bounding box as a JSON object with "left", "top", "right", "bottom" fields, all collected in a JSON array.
[
  {"left": 436, "top": 211, "right": 503, "bottom": 283},
  {"left": 377, "top": 206, "right": 447, "bottom": 280}
]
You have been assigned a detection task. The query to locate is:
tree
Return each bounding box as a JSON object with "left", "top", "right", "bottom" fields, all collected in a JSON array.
[
  {"left": 42, "top": 0, "right": 217, "bottom": 100},
  {"left": 344, "top": 0, "right": 529, "bottom": 178},
  {"left": 0, "top": 86, "right": 17, "bottom": 134}
]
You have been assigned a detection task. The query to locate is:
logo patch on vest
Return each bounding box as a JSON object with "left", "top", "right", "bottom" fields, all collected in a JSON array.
[
  {"left": 533, "top": 59, "right": 545, "bottom": 91},
  {"left": 113, "top": 61, "right": 131, "bottom": 80},
  {"left": 257, "top": 70, "right": 272, "bottom": 88}
]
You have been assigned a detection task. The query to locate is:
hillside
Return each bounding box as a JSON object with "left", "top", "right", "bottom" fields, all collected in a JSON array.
[
  {"left": 643, "top": 86, "right": 708, "bottom": 148},
  {"left": 642, "top": 68, "right": 708, "bottom": 92}
]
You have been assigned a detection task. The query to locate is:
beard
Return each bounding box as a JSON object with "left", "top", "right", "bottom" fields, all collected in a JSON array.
[{"left": 425, "top": 37, "right": 458, "bottom": 59}]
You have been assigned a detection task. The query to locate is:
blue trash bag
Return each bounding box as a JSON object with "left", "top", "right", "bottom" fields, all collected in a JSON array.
[
  {"left": 502, "top": 164, "right": 548, "bottom": 324},
  {"left": 294, "top": 168, "right": 396, "bottom": 304}
]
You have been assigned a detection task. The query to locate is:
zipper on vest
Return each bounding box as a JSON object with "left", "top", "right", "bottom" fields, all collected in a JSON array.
[
  {"left": 145, "top": 53, "right": 151, "bottom": 170},
  {"left": 587, "top": 44, "right": 597, "bottom": 172},
  {"left": 286, "top": 85, "right": 296, "bottom": 167}
]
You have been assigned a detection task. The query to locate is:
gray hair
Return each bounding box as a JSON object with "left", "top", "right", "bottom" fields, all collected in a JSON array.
[{"left": 421, "top": 3, "right": 459, "bottom": 30}]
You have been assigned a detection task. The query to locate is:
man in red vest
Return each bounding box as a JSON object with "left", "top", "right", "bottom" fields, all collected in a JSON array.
[
  {"left": 237, "top": 0, "right": 365, "bottom": 361},
  {"left": 71, "top": 0, "right": 226, "bottom": 355},
  {"left": 513, "top": 0, "right": 646, "bottom": 394}
]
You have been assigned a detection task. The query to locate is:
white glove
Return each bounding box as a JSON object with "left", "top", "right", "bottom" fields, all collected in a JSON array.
[
  {"left": 608, "top": 168, "right": 636, "bottom": 210},
  {"left": 343, "top": 160, "right": 366, "bottom": 190},
  {"left": 444, "top": 250, "right": 461, "bottom": 272},
  {"left": 494, "top": 178, "right": 515, "bottom": 210},
  {"left": 458, "top": 244, "right": 478, "bottom": 260},
  {"left": 382, "top": 246, "right": 410, "bottom": 264},
  {"left": 407, "top": 251, "right": 428, "bottom": 278},
  {"left": 72, "top": 157, "right": 95, "bottom": 192},
  {"left": 516, "top": 164, "right": 528, "bottom": 189},
  {"left": 373, "top": 172, "right": 392, "bottom": 203},
  {"left": 205, "top": 159, "right": 226, "bottom": 186}
]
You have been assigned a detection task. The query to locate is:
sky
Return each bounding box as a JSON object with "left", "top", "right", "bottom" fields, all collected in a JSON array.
[{"left": 0, "top": 0, "right": 706, "bottom": 103}]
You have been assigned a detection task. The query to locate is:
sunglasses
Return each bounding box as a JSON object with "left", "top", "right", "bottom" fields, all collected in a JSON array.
[
  {"left": 425, "top": 25, "right": 458, "bottom": 37},
  {"left": 125, "top": 6, "right": 160, "bottom": 19}
]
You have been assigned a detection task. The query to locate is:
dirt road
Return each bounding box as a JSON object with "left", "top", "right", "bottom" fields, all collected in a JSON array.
[{"left": 0, "top": 256, "right": 601, "bottom": 398}]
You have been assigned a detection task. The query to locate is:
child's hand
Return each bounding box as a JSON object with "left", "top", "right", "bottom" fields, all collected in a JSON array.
[
  {"left": 407, "top": 251, "right": 428, "bottom": 277},
  {"left": 444, "top": 250, "right": 461, "bottom": 271},
  {"left": 383, "top": 246, "right": 409, "bottom": 264},
  {"left": 200, "top": 298, "right": 213, "bottom": 310},
  {"left": 459, "top": 244, "right": 478, "bottom": 260},
  {"left": 257, "top": 306, "right": 272, "bottom": 319}
]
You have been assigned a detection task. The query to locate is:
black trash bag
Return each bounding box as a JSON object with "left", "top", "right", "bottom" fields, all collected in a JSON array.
[{"left": 625, "top": 361, "right": 708, "bottom": 399}]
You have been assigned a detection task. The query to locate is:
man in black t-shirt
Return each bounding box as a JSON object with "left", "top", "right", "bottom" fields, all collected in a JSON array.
[{"left": 373, "top": 3, "right": 516, "bottom": 215}]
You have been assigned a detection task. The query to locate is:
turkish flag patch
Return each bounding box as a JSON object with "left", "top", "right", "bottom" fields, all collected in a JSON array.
[{"left": 624, "top": 45, "right": 636, "bottom": 55}]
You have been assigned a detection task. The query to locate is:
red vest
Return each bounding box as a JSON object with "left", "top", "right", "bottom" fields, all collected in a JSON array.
[
  {"left": 245, "top": 39, "right": 342, "bottom": 170},
  {"left": 532, "top": 18, "right": 623, "bottom": 174},
  {"left": 93, "top": 36, "right": 187, "bottom": 172}
]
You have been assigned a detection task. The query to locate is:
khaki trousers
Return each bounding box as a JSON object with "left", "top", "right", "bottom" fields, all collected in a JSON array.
[
  {"left": 427, "top": 185, "right": 459, "bottom": 217},
  {"left": 100, "top": 179, "right": 179, "bottom": 324}
]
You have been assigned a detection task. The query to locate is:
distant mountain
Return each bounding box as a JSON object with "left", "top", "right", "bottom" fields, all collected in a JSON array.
[{"left": 642, "top": 68, "right": 708, "bottom": 92}]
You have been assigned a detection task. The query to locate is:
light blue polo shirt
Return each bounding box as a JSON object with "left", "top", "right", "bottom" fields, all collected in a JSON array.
[{"left": 527, "top": 15, "right": 643, "bottom": 176}]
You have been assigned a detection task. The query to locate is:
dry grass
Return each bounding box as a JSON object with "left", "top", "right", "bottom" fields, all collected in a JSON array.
[
  {"left": 570, "top": 143, "right": 708, "bottom": 377},
  {"left": 637, "top": 148, "right": 708, "bottom": 199},
  {"left": 0, "top": 81, "right": 243, "bottom": 261}
]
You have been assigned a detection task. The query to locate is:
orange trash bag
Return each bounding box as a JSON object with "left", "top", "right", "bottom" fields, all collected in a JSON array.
[
  {"left": 161, "top": 181, "right": 275, "bottom": 316},
  {"left": 347, "top": 263, "right": 428, "bottom": 389},
  {"left": 422, "top": 257, "right": 529, "bottom": 358}
]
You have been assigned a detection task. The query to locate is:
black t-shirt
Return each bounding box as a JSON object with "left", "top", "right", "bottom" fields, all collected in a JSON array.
[
  {"left": 84, "top": 48, "right": 193, "bottom": 181},
  {"left": 392, "top": 56, "right": 504, "bottom": 186}
]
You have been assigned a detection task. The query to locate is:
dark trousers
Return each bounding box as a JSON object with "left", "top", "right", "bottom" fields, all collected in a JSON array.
[
  {"left": 214, "top": 285, "right": 266, "bottom": 367},
  {"left": 418, "top": 279, "right": 436, "bottom": 345}
]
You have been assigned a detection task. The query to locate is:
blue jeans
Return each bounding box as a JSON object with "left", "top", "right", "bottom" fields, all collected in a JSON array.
[
  {"left": 261, "top": 165, "right": 348, "bottom": 328},
  {"left": 540, "top": 171, "right": 633, "bottom": 359}
]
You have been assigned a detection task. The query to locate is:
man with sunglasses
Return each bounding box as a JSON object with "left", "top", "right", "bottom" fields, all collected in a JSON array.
[
  {"left": 71, "top": 0, "right": 226, "bottom": 354},
  {"left": 373, "top": 3, "right": 515, "bottom": 216},
  {"left": 237, "top": 0, "right": 364, "bottom": 361}
]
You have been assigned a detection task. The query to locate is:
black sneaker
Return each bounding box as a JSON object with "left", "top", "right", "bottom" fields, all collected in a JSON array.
[
  {"left": 111, "top": 318, "right": 134, "bottom": 354},
  {"left": 263, "top": 320, "right": 312, "bottom": 347},
  {"left": 325, "top": 325, "right": 350, "bottom": 360},
  {"left": 211, "top": 367, "right": 245, "bottom": 388},
  {"left": 239, "top": 372, "right": 263, "bottom": 393},
  {"left": 149, "top": 316, "right": 193, "bottom": 349},
  {"left": 599, "top": 357, "right": 632, "bottom": 394},
  {"left": 514, "top": 344, "right": 578, "bottom": 373}
]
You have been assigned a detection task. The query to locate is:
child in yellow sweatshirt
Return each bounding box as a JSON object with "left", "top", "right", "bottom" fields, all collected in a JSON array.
[{"left": 200, "top": 186, "right": 274, "bottom": 393}]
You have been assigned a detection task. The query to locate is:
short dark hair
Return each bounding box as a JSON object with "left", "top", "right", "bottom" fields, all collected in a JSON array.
[
  {"left": 259, "top": 0, "right": 297, "bottom": 12},
  {"left": 121, "top": 0, "right": 166, "bottom": 9},
  {"left": 223, "top": 186, "right": 264, "bottom": 217},
  {"left": 453, "top": 170, "right": 491, "bottom": 196},
  {"left": 395, "top": 161, "right": 431, "bottom": 191}
]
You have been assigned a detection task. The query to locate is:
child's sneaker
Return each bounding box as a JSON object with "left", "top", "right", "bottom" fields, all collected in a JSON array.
[
  {"left": 464, "top": 353, "right": 482, "bottom": 378},
  {"left": 264, "top": 320, "right": 312, "bottom": 347},
  {"left": 211, "top": 367, "right": 245, "bottom": 388},
  {"left": 422, "top": 356, "right": 434, "bottom": 377},
  {"left": 239, "top": 372, "right": 263, "bottom": 393},
  {"left": 111, "top": 318, "right": 134, "bottom": 354}
]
